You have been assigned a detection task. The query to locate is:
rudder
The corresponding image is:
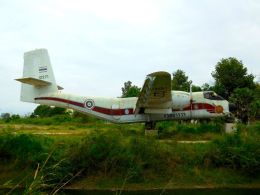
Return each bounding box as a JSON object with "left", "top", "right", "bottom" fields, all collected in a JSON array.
[{"left": 16, "top": 49, "right": 58, "bottom": 103}]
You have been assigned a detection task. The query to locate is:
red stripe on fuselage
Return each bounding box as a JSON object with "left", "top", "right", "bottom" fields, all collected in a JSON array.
[
  {"left": 34, "top": 97, "right": 134, "bottom": 116},
  {"left": 92, "top": 106, "right": 134, "bottom": 116},
  {"left": 173, "top": 103, "right": 216, "bottom": 113},
  {"left": 35, "top": 97, "right": 85, "bottom": 108}
]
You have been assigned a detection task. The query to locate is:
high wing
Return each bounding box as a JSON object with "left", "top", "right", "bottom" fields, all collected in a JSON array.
[{"left": 135, "top": 71, "right": 173, "bottom": 114}]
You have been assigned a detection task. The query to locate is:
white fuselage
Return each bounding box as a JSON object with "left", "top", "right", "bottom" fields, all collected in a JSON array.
[
  {"left": 17, "top": 49, "right": 230, "bottom": 124},
  {"left": 34, "top": 90, "right": 229, "bottom": 123}
]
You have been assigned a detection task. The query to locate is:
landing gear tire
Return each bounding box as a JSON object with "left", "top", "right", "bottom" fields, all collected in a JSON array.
[{"left": 145, "top": 121, "right": 156, "bottom": 130}]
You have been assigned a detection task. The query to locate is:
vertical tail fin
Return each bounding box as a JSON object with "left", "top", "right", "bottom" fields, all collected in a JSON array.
[{"left": 16, "top": 49, "right": 58, "bottom": 103}]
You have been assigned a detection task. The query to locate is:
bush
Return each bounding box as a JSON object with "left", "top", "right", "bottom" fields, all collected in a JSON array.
[
  {"left": 68, "top": 130, "right": 175, "bottom": 182},
  {"left": 157, "top": 121, "right": 177, "bottom": 138},
  {"left": 2, "top": 113, "right": 100, "bottom": 125},
  {"left": 0, "top": 133, "right": 51, "bottom": 165},
  {"left": 4, "top": 115, "right": 75, "bottom": 125},
  {"left": 245, "top": 122, "right": 260, "bottom": 135},
  {"left": 206, "top": 132, "right": 260, "bottom": 176},
  {"left": 157, "top": 121, "right": 222, "bottom": 138}
]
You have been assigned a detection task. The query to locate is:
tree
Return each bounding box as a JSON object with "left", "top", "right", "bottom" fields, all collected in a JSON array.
[
  {"left": 212, "top": 57, "right": 255, "bottom": 99},
  {"left": 172, "top": 69, "right": 191, "bottom": 91},
  {"left": 33, "top": 105, "right": 51, "bottom": 117},
  {"left": 10, "top": 114, "right": 20, "bottom": 120},
  {"left": 250, "top": 84, "right": 260, "bottom": 120},
  {"left": 50, "top": 107, "right": 67, "bottom": 116},
  {"left": 33, "top": 105, "right": 66, "bottom": 117},
  {"left": 121, "top": 81, "right": 141, "bottom": 98},
  {"left": 1, "top": 113, "right": 10, "bottom": 120},
  {"left": 192, "top": 85, "right": 202, "bottom": 92},
  {"left": 201, "top": 83, "right": 214, "bottom": 91},
  {"left": 230, "top": 88, "right": 255, "bottom": 124},
  {"left": 250, "top": 99, "right": 260, "bottom": 120}
]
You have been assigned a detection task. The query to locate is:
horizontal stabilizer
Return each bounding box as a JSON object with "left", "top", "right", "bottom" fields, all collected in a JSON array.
[{"left": 15, "top": 77, "right": 51, "bottom": 87}]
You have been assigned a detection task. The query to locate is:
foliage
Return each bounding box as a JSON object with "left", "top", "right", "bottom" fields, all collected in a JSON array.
[
  {"left": 191, "top": 85, "right": 202, "bottom": 92},
  {"left": 68, "top": 130, "right": 174, "bottom": 181},
  {"left": 248, "top": 121, "right": 260, "bottom": 135},
  {"left": 72, "top": 111, "right": 93, "bottom": 123},
  {"left": 250, "top": 99, "right": 260, "bottom": 120},
  {"left": 33, "top": 105, "right": 67, "bottom": 117},
  {"left": 201, "top": 83, "right": 214, "bottom": 91},
  {"left": 211, "top": 57, "right": 255, "bottom": 99},
  {"left": 157, "top": 121, "right": 223, "bottom": 138},
  {"left": 171, "top": 69, "right": 191, "bottom": 91},
  {"left": 0, "top": 114, "right": 20, "bottom": 123},
  {"left": 0, "top": 122, "right": 260, "bottom": 191},
  {"left": 121, "top": 81, "right": 141, "bottom": 98},
  {"left": 0, "top": 132, "right": 74, "bottom": 194},
  {"left": 3, "top": 114, "right": 74, "bottom": 125},
  {"left": 230, "top": 88, "right": 255, "bottom": 123},
  {"left": 1, "top": 113, "right": 11, "bottom": 120},
  {"left": 206, "top": 131, "right": 260, "bottom": 176},
  {"left": 250, "top": 84, "right": 260, "bottom": 120},
  {"left": 1, "top": 111, "right": 100, "bottom": 125},
  {"left": 0, "top": 133, "right": 50, "bottom": 164}
]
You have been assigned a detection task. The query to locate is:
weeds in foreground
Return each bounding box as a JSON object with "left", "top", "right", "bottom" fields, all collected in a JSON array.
[
  {"left": 156, "top": 121, "right": 224, "bottom": 138},
  {"left": 0, "top": 122, "right": 259, "bottom": 193},
  {"left": 206, "top": 131, "right": 260, "bottom": 176}
]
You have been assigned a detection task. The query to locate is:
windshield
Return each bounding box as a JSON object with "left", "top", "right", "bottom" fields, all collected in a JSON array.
[{"left": 203, "top": 91, "right": 224, "bottom": 100}]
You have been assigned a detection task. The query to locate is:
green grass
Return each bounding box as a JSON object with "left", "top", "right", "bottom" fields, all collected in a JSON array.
[
  {"left": 156, "top": 120, "right": 224, "bottom": 139},
  {"left": 0, "top": 121, "right": 259, "bottom": 193}
]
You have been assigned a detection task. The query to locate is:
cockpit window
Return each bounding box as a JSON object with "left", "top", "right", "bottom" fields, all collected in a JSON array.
[{"left": 203, "top": 91, "right": 224, "bottom": 100}]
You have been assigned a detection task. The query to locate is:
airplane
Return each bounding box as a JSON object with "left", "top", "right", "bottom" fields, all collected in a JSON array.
[{"left": 16, "top": 49, "right": 233, "bottom": 129}]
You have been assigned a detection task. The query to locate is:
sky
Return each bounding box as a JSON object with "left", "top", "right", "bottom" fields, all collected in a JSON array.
[{"left": 0, "top": 0, "right": 260, "bottom": 115}]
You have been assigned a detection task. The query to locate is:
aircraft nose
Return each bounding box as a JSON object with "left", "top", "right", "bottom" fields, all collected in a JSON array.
[{"left": 229, "top": 103, "right": 237, "bottom": 113}]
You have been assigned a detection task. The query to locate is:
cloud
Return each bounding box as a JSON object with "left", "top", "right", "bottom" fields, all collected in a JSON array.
[
  {"left": 38, "top": 0, "right": 161, "bottom": 26},
  {"left": 0, "top": 0, "right": 259, "bottom": 114}
]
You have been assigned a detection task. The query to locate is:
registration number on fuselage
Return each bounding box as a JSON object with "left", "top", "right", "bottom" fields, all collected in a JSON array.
[{"left": 164, "top": 112, "right": 186, "bottom": 119}]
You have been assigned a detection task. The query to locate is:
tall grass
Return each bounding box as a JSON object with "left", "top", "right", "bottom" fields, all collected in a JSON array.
[
  {"left": 157, "top": 121, "right": 223, "bottom": 138},
  {"left": 0, "top": 122, "right": 259, "bottom": 192},
  {"left": 0, "top": 133, "right": 77, "bottom": 194},
  {"left": 68, "top": 130, "right": 176, "bottom": 182},
  {"left": 0, "top": 133, "right": 51, "bottom": 165},
  {"left": 205, "top": 125, "right": 260, "bottom": 176}
]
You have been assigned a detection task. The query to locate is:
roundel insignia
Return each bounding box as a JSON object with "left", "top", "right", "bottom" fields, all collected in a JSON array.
[
  {"left": 125, "top": 109, "right": 129, "bottom": 115},
  {"left": 85, "top": 99, "right": 95, "bottom": 109}
]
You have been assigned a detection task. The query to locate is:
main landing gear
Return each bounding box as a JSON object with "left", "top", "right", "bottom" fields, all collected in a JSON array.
[
  {"left": 144, "top": 121, "right": 157, "bottom": 136},
  {"left": 145, "top": 121, "right": 156, "bottom": 130}
]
